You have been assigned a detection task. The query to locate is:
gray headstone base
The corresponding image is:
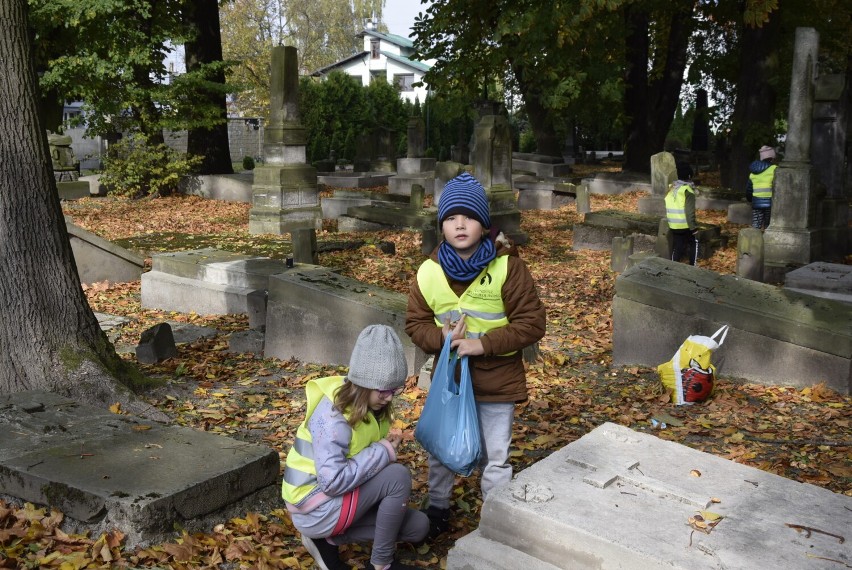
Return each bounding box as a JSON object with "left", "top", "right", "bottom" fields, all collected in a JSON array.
[{"left": 448, "top": 422, "right": 852, "bottom": 569}]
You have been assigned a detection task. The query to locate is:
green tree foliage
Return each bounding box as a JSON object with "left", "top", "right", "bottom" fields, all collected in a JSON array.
[
  {"left": 100, "top": 134, "right": 202, "bottom": 198},
  {"left": 29, "top": 0, "right": 192, "bottom": 141},
  {"left": 412, "top": 0, "right": 629, "bottom": 157},
  {"left": 221, "top": 0, "right": 380, "bottom": 118},
  {"left": 300, "top": 73, "right": 411, "bottom": 164}
]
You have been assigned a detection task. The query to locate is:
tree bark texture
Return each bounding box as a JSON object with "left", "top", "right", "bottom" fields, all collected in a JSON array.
[
  {"left": 185, "top": 0, "right": 234, "bottom": 175},
  {"left": 622, "top": 4, "right": 693, "bottom": 173},
  {"left": 0, "top": 0, "right": 158, "bottom": 416},
  {"left": 720, "top": 9, "right": 781, "bottom": 192}
]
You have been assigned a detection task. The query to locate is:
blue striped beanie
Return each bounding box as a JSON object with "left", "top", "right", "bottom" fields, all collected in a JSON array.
[{"left": 438, "top": 172, "right": 491, "bottom": 228}]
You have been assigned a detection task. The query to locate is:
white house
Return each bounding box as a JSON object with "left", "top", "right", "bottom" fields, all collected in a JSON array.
[{"left": 311, "top": 26, "right": 432, "bottom": 103}]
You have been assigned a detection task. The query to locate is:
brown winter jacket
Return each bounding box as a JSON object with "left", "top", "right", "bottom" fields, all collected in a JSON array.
[{"left": 405, "top": 240, "right": 546, "bottom": 403}]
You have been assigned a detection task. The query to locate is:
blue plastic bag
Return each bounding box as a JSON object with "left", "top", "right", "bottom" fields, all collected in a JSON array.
[{"left": 414, "top": 334, "right": 482, "bottom": 476}]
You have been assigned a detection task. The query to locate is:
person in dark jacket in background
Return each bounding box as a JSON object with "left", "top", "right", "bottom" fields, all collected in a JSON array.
[{"left": 746, "top": 145, "right": 777, "bottom": 230}]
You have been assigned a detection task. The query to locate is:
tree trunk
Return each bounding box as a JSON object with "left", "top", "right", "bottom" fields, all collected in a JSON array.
[
  {"left": 512, "top": 62, "right": 561, "bottom": 157},
  {"left": 184, "top": 0, "right": 234, "bottom": 175},
  {"left": 0, "top": 0, "right": 163, "bottom": 419},
  {"left": 720, "top": 8, "right": 781, "bottom": 193},
  {"left": 622, "top": 3, "right": 693, "bottom": 173}
]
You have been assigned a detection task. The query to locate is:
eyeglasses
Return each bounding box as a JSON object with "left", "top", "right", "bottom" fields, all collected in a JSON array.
[{"left": 377, "top": 387, "right": 403, "bottom": 398}]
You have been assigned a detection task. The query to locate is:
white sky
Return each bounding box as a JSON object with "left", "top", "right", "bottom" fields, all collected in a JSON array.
[{"left": 382, "top": 0, "right": 432, "bottom": 38}]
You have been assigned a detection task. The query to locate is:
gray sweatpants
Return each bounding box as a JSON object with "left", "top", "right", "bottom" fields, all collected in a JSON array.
[
  {"left": 427, "top": 401, "right": 515, "bottom": 510},
  {"left": 330, "top": 463, "right": 429, "bottom": 567},
  {"left": 293, "top": 463, "right": 429, "bottom": 568}
]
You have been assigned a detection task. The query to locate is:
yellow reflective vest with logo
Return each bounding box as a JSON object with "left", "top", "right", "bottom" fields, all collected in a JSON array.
[
  {"left": 281, "top": 375, "right": 389, "bottom": 505},
  {"left": 665, "top": 184, "right": 694, "bottom": 230},
  {"left": 416, "top": 255, "right": 515, "bottom": 355},
  {"left": 749, "top": 165, "right": 776, "bottom": 199}
]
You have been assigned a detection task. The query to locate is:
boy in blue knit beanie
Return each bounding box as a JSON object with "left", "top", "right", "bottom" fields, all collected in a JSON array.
[{"left": 405, "top": 171, "right": 546, "bottom": 539}]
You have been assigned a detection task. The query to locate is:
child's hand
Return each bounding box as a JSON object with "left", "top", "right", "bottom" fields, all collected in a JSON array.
[
  {"left": 452, "top": 337, "right": 484, "bottom": 356},
  {"left": 443, "top": 315, "right": 467, "bottom": 341},
  {"left": 387, "top": 429, "right": 403, "bottom": 450}
]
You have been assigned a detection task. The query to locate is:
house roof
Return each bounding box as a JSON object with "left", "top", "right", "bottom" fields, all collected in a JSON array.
[
  {"left": 311, "top": 50, "right": 431, "bottom": 77},
  {"left": 380, "top": 51, "right": 431, "bottom": 73},
  {"left": 311, "top": 52, "right": 369, "bottom": 76},
  {"left": 357, "top": 29, "right": 414, "bottom": 48}
]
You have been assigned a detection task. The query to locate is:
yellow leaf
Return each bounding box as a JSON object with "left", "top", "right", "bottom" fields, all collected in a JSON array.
[
  {"left": 690, "top": 469, "right": 701, "bottom": 477},
  {"left": 699, "top": 510, "right": 723, "bottom": 521},
  {"left": 109, "top": 403, "right": 121, "bottom": 414},
  {"left": 533, "top": 434, "right": 557, "bottom": 446},
  {"left": 132, "top": 425, "right": 152, "bottom": 431}
]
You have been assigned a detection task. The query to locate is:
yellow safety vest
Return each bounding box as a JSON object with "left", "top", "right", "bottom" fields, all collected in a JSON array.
[
  {"left": 749, "top": 165, "right": 776, "bottom": 199},
  {"left": 416, "top": 255, "right": 515, "bottom": 355},
  {"left": 281, "top": 376, "right": 389, "bottom": 505},
  {"left": 665, "top": 184, "right": 693, "bottom": 230}
]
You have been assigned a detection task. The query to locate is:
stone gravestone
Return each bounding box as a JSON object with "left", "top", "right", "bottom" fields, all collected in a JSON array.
[
  {"left": 249, "top": 45, "right": 321, "bottom": 236},
  {"left": 637, "top": 151, "right": 675, "bottom": 215},
  {"left": 811, "top": 73, "right": 849, "bottom": 260},
  {"left": 48, "top": 132, "right": 89, "bottom": 199},
  {"left": 650, "top": 151, "right": 677, "bottom": 196},
  {"left": 763, "top": 28, "right": 821, "bottom": 283},
  {"left": 736, "top": 227, "right": 764, "bottom": 282},
  {"left": 390, "top": 114, "right": 435, "bottom": 196},
  {"left": 471, "top": 102, "right": 527, "bottom": 244},
  {"left": 448, "top": 422, "right": 852, "bottom": 570},
  {"left": 613, "top": 256, "right": 852, "bottom": 395}
]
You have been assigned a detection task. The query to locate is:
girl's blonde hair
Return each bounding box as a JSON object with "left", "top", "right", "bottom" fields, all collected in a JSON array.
[{"left": 334, "top": 379, "right": 394, "bottom": 428}]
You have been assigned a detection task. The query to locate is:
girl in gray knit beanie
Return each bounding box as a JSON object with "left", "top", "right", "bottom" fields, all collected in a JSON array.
[{"left": 282, "top": 324, "right": 427, "bottom": 570}]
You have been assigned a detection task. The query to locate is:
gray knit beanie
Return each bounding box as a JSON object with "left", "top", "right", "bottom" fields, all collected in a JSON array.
[{"left": 347, "top": 325, "right": 408, "bottom": 390}]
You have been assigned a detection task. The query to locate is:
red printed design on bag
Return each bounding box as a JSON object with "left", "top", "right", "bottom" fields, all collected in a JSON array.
[{"left": 681, "top": 359, "right": 713, "bottom": 402}]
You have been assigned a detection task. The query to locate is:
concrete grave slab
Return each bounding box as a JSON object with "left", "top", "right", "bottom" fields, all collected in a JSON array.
[
  {"left": 613, "top": 257, "right": 852, "bottom": 394},
  {"left": 66, "top": 220, "right": 145, "bottom": 285},
  {"left": 0, "top": 391, "right": 279, "bottom": 549},
  {"left": 317, "top": 172, "right": 391, "bottom": 188},
  {"left": 179, "top": 172, "right": 253, "bottom": 202},
  {"left": 388, "top": 173, "right": 436, "bottom": 196},
  {"left": 141, "top": 248, "right": 306, "bottom": 315},
  {"left": 582, "top": 176, "right": 652, "bottom": 195},
  {"left": 573, "top": 210, "right": 661, "bottom": 253},
  {"left": 321, "top": 190, "right": 410, "bottom": 220},
  {"left": 449, "top": 422, "right": 852, "bottom": 570},
  {"left": 344, "top": 203, "right": 434, "bottom": 230},
  {"left": 57, "top": 181, "right": 91, "bottom": 200},
  {"left": 784, "top": 262, "right": 852, "bottom": 304},
  {"left": 512, "top": 153, "right": 572, "bottom": 178},
  {"left": 264, "top": 266, "right": 426, "bottom": 376}
]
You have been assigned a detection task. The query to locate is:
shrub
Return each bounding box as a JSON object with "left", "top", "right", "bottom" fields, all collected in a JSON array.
[
  {"left": 100, "top": 134, "right": 201, "bottom": 198},
  {"left": 242, "top": 155, "right": 255, "bottom": 170}
]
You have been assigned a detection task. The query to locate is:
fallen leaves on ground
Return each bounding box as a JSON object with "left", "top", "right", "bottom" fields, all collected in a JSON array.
[{"left": 1, "top": 186, "right": 847, "bottom": 569}]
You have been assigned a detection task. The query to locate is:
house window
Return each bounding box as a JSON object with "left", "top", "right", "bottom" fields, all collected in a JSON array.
[
  {"left": 370, "top": 70, "right": 385, "bottom": 83},
  {"left": 394, "top": 74, "right": 415, "bottom": 92},
  {"left": 370, "top": 39, "right": 380, "bottom": 59}
]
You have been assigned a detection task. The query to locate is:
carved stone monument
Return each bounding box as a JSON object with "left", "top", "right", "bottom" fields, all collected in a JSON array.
[
  {"left": 471, "top": 102, "right": 526, "bottom": 244},
  {"left": 763, "top": 28, "right": 822, "bottom": 283},
  {"left": 249, "top": 46, "right": 321, "bottom": 236}
]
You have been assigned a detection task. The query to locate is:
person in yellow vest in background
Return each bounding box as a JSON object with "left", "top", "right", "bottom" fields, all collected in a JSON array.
[
  {"left": 405, "top": 172, "right": 546, "bottom": 539},
  {"left": 665, "top": 162, "right": 699, "bottom": 266},
  {"left": 282, "top": 324, "right": 428, "bottom": 570},
  {"left": 746, "top": 145, "right": 777, "bottom": 230}
]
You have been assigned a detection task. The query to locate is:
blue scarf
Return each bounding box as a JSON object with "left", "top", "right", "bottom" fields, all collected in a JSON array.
[{"left": 437, "top": 238, "right": 497, "bottom": 282}]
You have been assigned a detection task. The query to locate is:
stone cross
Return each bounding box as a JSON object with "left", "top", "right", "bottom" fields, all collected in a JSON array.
[{"left": 562, "top": 447, "right": 711, "bottom": 509}]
